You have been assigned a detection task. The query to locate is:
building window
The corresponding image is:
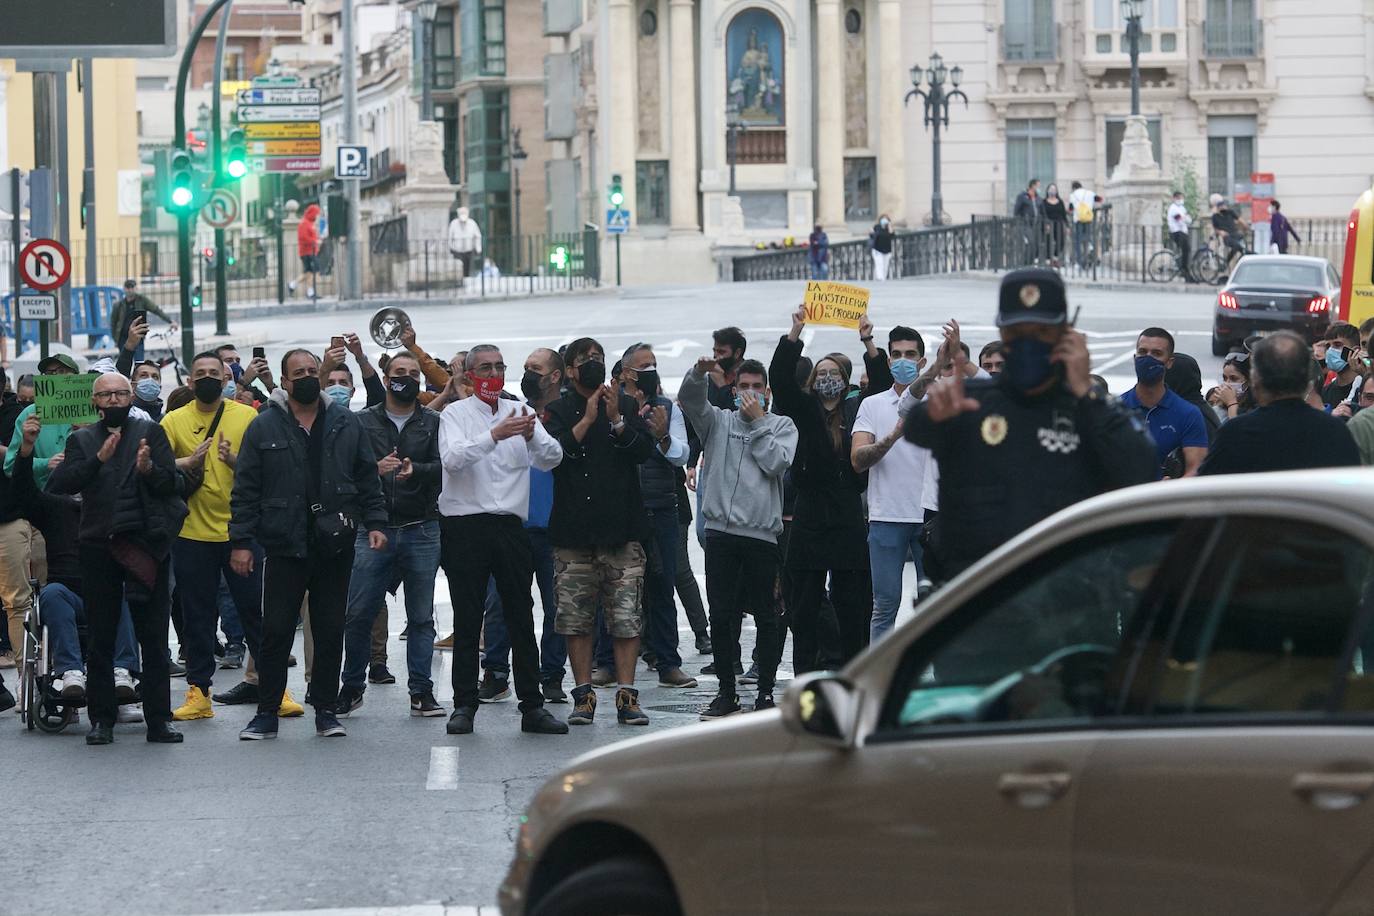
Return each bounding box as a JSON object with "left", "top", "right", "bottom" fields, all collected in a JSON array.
[
  {"left": 844, "top": 157, "right": 876, "bottom": 221},
  {"left": 1005, "top": 118, "right": 1055, "bottom": 209},
  {"left": 1003, "top": 0, "right": 1054, "bottom": 61},
  {"left": 436, "top": 102, "right": 460, "bottom": 183},
  {"left": 460, "top": 0, "right": 506, "bottom": 79},
  {"left": 1093, "top": 0, "right": 1179, "bottom": 53},
  {"left": 844, "top": 8, "right": 861, "bottom": 33},
  {"left": 1106, "top": 117, "right": 1162, "bottom": 175},
  {"left": 640, "top": 8, "right": 657, "bottom": 35},
  {"left": 635, "top": 160, "right": 669, "bottom": 224},
  {"left": 1205, "top": 0, "right": 1259, "bottom": 57},
  {"left": 1208, "top": 115, "right": 1256, "bottom": 199},
  {"left": 433, "top": 6, "right": 457, "bottom": 89},
  {"left": 463, "top": 89, "right": 511, "bottom": 241}
]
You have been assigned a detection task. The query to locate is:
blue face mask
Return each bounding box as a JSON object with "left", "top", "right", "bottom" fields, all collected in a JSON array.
[
  {"left": 1134, "top": 354, "right": 1168, "bottom": 385},
  {"left": 1004, "top": 337, "right": 1056, "bottom": 391},
  {"left": 890, "top": 358, "right": 920, "bottom": 385},
  {"left": 325, "top": 384, "right": 353, "bottom": 408},
  {"left": 734, "top": 392, "right": 768, "bottom": 413},
  {"left": 223, "top": 380, "right": 238, "bottom": 400},
  {"left": 135, "top": 378, "right": 161, "bottom": 402},
  {"left": 1326, "top": 347, "right": 1349, "bottom": 373}
]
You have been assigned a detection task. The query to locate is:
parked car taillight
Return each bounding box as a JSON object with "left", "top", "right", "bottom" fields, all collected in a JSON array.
[
  {"left": 1308, "top": 295, "right": 1331, "bottom": 313},
  {"left": 1218, "top": 292, "right": 1240, "bottom": 310}
]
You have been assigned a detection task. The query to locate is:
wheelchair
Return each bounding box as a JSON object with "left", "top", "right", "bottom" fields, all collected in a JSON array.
[{"left": 18, "top": 579, "right": 82, "bottom": 733}]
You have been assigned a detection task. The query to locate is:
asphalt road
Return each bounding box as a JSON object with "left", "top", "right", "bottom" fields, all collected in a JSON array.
[{"left": 5, "top": 276, "right": 1222, "bottom": 916}]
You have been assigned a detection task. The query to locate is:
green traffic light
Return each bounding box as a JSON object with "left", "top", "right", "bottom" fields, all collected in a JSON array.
[
  {"left": 171, "top": 185, "right": 193, "bottom": 207},
  {"left": 226, "top": 159, "right": 247, "bottom": 179},
  {"left": 610, "top": 191, "right": 624, "bottom": 207}
]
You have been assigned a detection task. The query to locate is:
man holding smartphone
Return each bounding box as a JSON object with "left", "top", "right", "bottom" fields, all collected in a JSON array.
[{"left": 111, "top": 280, "right": 172, "bottom": 363}]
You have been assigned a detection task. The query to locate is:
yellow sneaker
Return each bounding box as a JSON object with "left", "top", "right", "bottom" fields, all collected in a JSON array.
[
  {"left": 278, "top": 688, "right": 305, "bottom": 718},
  {"left": 172, "top": 686, "right": 214, "bottom": 720}
]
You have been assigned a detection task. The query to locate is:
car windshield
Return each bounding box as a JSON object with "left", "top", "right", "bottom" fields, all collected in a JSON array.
[{"left": 1232, "top": 262, "right": 1324, "bottom": 288}]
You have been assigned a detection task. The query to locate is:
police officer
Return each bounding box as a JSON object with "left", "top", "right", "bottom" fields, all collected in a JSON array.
[{"left": 903, "top": 268, "right": 1155, "bottom": 580}]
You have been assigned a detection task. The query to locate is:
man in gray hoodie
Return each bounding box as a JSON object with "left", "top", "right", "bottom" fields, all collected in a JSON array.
[{"left": 680, "top": 356, "right": 798, "bottom": 718}]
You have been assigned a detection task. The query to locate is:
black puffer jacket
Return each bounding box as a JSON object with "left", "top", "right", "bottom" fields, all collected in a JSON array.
[
  {"left": 356, "top": 402, "right": 442, "bottom": 526},
  {"left": 229, "top": 392, "right": 387, "bottom": 558}
]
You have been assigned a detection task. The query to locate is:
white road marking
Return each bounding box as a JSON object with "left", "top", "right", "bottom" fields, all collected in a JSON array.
[
  {"left": 1092, "top": 347, "right": 1139, "bottom": 374},
  {"left": 426, "top": 746, "right": 460, "bottom": 790}
]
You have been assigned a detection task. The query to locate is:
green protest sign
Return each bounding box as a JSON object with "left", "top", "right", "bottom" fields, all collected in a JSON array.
[{"left": 34, "top": 374, "right": 99, "bottom": 426}]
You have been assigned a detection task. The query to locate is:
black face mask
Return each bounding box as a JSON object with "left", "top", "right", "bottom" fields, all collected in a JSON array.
[
  {"left": 520, "top": 369, "right": 546, "bottom": 402},
  {"left": 717, "top": 355, "right": 738, "bottom": 373},
  {"left": 101, "top": 405, "right": 131, "bottom": 430},
  {"left": 193, "top": 376, "right": 223, "bottom": 405},
  {"left": 289, "top": 376, "right": 321, "bottom": 405},
  {"left": 577, "top": 360, "right": 606, "bottom": 389},
  {"left": 634, "top": 369, "right": 660, "bottom": 398},
  {"left": 387, "top": 375, "right": 420, "bottom": 404}
]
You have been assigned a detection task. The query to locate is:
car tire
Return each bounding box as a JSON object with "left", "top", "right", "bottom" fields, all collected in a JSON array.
[
  {"left": 529, "top": 856, "right": 682, "bottom": 916},
  {"left": 1212, "top": 331, "right": 1229, "bottom": 356}
]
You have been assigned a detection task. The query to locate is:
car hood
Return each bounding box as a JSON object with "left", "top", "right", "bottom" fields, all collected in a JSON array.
[{"left": 564, "top": 709, "right": 794, "bottom": 774}]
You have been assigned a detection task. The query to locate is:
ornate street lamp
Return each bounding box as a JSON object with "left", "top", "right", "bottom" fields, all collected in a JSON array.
[
  {"left": 510, "top": 128, "right": 527, "bottom": 262},
  {"left": 1122, "top": 0, "right": 1144, "bottom": 117},
  {"left": 905, "top": 52, "right": 968, "bottom": 226},
  {"left": 418, "top": 0, "right": 439, "bottom": 122}
]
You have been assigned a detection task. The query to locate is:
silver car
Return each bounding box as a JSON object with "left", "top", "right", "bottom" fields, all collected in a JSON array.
[{"left": 502, "top": 469, "right": 1374, "bottom": 916}]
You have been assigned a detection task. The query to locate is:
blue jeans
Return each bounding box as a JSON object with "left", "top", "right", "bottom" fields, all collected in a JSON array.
[
  {"left": 480, "top": 527, "right": 565, "bottom": 681},
  {"left": 642, "top": 507, "right": 682, "bottom": 674},
  {"left": 342, "top": 520, "right": 440, "bottom": 695},
  {"left": 1073, "top": 222, "right": 1090, "bottom": 265},
  {"left": 809, "top": 260, "right": 830, "bottom": 280},
  {"left": 868, "top": 521, "right": 924, "bottom": 644},
  {"left": 43, "top": 583, "right": 139, "bottom": 674}
]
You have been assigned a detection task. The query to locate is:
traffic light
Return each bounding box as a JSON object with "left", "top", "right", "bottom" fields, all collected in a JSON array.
[
  {"left": 202, "top": 246, "right": 216, "bottom": 267},
  {"left": 608, "top": 174, "right": 624, "bottom": 209},
  {"left": 224, "top": 245, "right": 237, "bottom": 267},
  {"left": 549, "top": 244, "right": 570, "bottom": 272},
  {"left": 191, "top": 284, "right": 203, "bottom": 307},
  {"left": 225, "top": 127, "right": 248, "bottom": 180},
  {"left": 169, "top": 149, "right": 194, "bottom": 210}
]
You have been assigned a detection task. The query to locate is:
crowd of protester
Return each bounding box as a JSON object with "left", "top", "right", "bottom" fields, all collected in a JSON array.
[{"left": 0, "top": 270, "right": 1364, "bottom": 743}]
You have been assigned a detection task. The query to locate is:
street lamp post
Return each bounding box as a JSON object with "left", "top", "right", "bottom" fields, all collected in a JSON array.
[
  {"left": 724, "top": 101, "right": 745, "bottom": 196},
  {"left": 904, "top": 52, "right": 968, "bottom": 227},
  {"left": 510, "top": 128, "right": 527, "bottom": 271},
  {"left": 1123, "top": 0, "right": 1143, "bottom": 117},
  {"left": 419, "top": 0, "right": 438, "bottom": 122}
]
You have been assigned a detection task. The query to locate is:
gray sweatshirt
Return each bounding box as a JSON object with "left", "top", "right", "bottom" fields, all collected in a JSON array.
[{"left": 679, "top": 368, "right": 798, "bottom": 543}]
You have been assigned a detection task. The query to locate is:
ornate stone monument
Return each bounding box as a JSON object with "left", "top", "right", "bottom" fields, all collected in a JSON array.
[{"left": 1106, "top": 115, "right": 1171, "bottom": 229}]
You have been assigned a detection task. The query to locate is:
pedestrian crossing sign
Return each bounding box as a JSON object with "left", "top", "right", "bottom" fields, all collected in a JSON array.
[{"left": 607, "top": 208, "right": 631, "bottom": 234}]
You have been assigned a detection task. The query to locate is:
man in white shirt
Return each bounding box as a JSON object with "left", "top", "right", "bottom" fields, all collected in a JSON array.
[
  {"left": 446, "top": 206, "right": 482, "bottom": 287},
  {"left": 1068, "top": 181, "right": 1095, "bottom": 267},
  {"left": 437, "top": 344, "right": 567, "bottom": 736},
  {"left": 1166, "top": 190, "right": 1196, "bottom": 283},
  {"left": 851, "top": 326, "right": 933, "bottom": 643}
]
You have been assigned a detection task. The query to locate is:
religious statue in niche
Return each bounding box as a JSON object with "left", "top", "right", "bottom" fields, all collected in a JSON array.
[{"left": 726, "top": 9, "right": 784, "bottom": 125}]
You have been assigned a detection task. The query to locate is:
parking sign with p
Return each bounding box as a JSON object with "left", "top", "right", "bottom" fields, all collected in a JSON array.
[{"left": 337, "top": 145, "right": 370, "bottom": 180}]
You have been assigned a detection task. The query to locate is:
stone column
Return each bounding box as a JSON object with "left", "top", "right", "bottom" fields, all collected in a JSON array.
[
  {"left": 814, "top": 0, "right": 845, "bottom": 231},
  {"left": 607, "top": 0, "right": 638, "bottom": 221},
  {"left": 876, "top": 0, "right": 906, "bottom": 221},
  {"left": 668, "top": 0, "right": 699, "bottom": 232}
]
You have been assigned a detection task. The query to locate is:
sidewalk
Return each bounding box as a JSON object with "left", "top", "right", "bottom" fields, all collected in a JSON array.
[{"left": 965, "top": 269, "right": 1214, "bottom": 296}]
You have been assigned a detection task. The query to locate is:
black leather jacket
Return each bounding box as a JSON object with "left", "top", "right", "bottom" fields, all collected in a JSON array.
[{"left": 356, "top": 402, "right": 441, "bottom": 526}]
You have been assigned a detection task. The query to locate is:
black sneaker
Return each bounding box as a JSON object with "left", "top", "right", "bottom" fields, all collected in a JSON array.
[
  {"left": 335, "top": 685, "right": 364, "bottom": 718},
  {"left": 754, "top": 692, "right": 776, "bottom": 712},
  {"left": 239, "top": 713, "right": 278, "bottom": 740},
  {"left": 212, "top": 681, "right": 259, "bottom": 705},
  {"left": 701, "top": 660, "right": 745, "bottom": 676},
  {"left": 368, "top": 663, "right": 396, "bottom": 685},
  {"left": 695, "top": 633, "right": 713, "bottom": 655},
  {"left": 616, "top": 687, "right": 649, "bottom": 726},
  {"left": 410, "top": 691, "right": 446, "bottom": 717},
  {"left": 700, "top": 695, "right": 741, "bottom": 721},
  {"left": 218, "top": 643, "right": 245, "bottom": 670},
  {"left": 541, "top": 677, "right": 568, "bottom": 704},
  {"left": 521, "top": 708, "right": 569, "bottom": 735},
  {"left": 568, "top": 685, "right": 597, "bottom": 725},
  {"left": 478, "top": 670, "right": 511, "bottom": 703},
  {"left": 739, "top": 663, "right": 760, "bottom": 686},
  {"left": 641, "top": 651, "right": 659, "bottom": 670},
  {"left": 167, "top": 658, "right": 187, "bottom": 678},
  {"left": 315, "top": 709, "right": 346, "bottom": 737},
  {"left": 446, "top": 708, "right": 475, "bottom": 735}
]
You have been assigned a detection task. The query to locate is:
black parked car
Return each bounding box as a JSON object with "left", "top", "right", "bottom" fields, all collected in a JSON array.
[{"left": 1212, "top": 255, "right": 1340, "bottom": 355}]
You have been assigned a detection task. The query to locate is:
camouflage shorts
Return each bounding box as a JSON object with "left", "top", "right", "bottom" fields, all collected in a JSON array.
[{"left": 553, "top": 542, "right": 646, "bottom": 638}]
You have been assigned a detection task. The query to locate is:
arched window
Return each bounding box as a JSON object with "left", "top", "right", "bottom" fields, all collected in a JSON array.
[{"left": 725, "top": 8, "right": 784, "bottom": 127}]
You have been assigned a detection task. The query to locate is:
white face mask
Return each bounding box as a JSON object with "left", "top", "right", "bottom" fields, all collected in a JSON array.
[{"left": 1224, "top": 380, "right": 1246, "bottom": 395}]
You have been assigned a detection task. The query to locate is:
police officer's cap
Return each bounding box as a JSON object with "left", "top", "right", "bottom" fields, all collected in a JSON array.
[{"left": 997, "top": 268, "right": 1069, "bottom": 328}]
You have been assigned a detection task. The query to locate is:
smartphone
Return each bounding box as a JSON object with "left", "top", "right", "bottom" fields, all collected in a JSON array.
[
  {"left": 253, "top": 346, "right": 266, "bottom": 360},
  {"left": 131, "top": 309, "right": 147, "bottom": 326},
  {"left": 331, "top": 335, "right": 344, "bottom": 350}
]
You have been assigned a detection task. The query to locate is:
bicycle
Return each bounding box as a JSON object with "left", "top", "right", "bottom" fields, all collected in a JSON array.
[{"left": 145, "top": 325, "right": 185, "bottom": 385}]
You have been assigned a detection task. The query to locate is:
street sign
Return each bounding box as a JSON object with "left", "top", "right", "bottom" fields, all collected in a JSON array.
[
  {"left": 261, "top": 158, "right": 323, "bottom": 173},
  {"left": 202, "top": 188, "right": 240, "bottom": 229},
  {"left": 237, "top": 77, "right": 322, "bottom": 174},
  {"left": 607, "top": 208, "right": 631, "bottom": 234},
  {"left": 235, "top": 87, "right": 321, "bottom": 106},
  {"left": 17, "top": 294, "right": 57, "bottom": 320},
  {"left": 235, "top": 105, "right": 322, "bottom": 123},
  {"left": 249, "top": 139, "right": 325, "bottom": 156},
  {"left": 337, "top": 145, "right": 371, "bottom": 180},
  {"left": 245, "top": 122, "right": 320, "bottom": 140},
  {"left": 19, "top": 238, "right": 70, "bottom": 291}
]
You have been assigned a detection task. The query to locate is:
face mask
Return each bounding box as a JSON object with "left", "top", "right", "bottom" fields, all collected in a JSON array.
[
  {"left": 520, "top": 370, "right": 546, "bottom": 402},
  {"left": 289, "top": 376, "right": 321, "bottom": 405},
  {"left": 325, "top": 384, "right": 353, "bottom": 408},
  {"left": 880, "top": 218, "right": 890, "bottom": 227},
  {"left": 223, "top": 381, "right": 238, "bottom": 400},
  {"left": 1326, "top": 348, "right": 1349, "bottom": 373},
  {"left": 634, "top": 368, "right": 660, "bottom": 398},
  {"left": 135, "top": 378, "right": 161, "bottom": 402},
  {"left": 1225, "top": 380, "right": 1247, "bottom": 396},
  {"left": 101, "top": 405, "right": 131, "bottom": 430},
  {"left": 576, "top": 360, "right": 606, "bottom": 389},
  {"left": 890, "top": 358, "right": 920, "bottom": 385},
  {"left": 193, "top": 376, "right": 223, "bottom": 405},
  {"left": 1134, "top": 354, "right": 1168, "bottom": 385},
  {"left": 388, "top": 375, "right": 420, "bottom": 404},
  {"left": 229, "top": 362, "right": 244, "bottom": 381},
  {"left": 734, "top": 392, "right": 768, "bottom": 412},
  {"left": 1004, "top": 337, "right": 1056, "bottom": 391},
  {"left": 813, "top": 376, "right": 846, "bottom": 400},
  {"left": 717, "top": 355, "right": 738, "bottom": 374},
  {"left": 470, "top": 373, "right": 505, "bottom": 405}
]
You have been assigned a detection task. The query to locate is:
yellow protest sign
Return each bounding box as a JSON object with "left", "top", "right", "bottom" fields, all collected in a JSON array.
[{"left": 802, "top": 281, "right": 870, "bottom": 329}]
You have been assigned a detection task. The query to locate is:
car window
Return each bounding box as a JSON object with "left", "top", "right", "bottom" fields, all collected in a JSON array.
[
  {"left": 1142, "top": 517, "right": 1374, "bottom": 719},
  {"left": 1328, "top": 264, "right": 1341, "bottom": 289},
  {"left": 1231, "top": 262, "right": 1323, "bottom": 287},
  {"left": 879, "top": 522, "right": 1186, "bottom": 736}
]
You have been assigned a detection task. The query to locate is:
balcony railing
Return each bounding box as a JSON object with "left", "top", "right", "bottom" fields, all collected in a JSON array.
[
  {"left": 736, "top": 129, "right": 786, "bottom": 165},
  {"left": 1002, "top": 22, "right": 1057, "bottom": 62},
  {"left": 1204, "top": 18, "right": 1262, "bottom": 58}
]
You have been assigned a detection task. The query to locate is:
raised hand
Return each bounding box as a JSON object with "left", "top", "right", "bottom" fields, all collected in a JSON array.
[
  {"left": 377, "top": 447, "right": 402, "bottom": 476},
  {"left": 859, "top": 314, "right": 874, "bottom": 341},
  {"left": 789, "top": 304, "right": 807, "bottom": 341},
  {"left": 924, "top": 356, "right": 980, "bottom": 423},
  {"left": 125, "top": 317, "right": 149, "bottom": 352},
  {"left": 20, "top": 416, "right": 40, "bottom": 454},
  {"left": 602, "top": 386, "right": 622, "bottom": 424},
  {"left": 397, "top": 457, "right": 414, "bottom": 480},
  {"left": 97, "top": 430, "right": 122, "bottom": 463},
  {"left": 519, "top": 407, "right": 536, "bottom": 441},
  {"left": 344, "top": 333, "right": 365, "bottom": 359},
  {"left": 492, "top": 410, "right": 536, "bottom": 442},
  {"left": 694, "top": 356, "right": 718, "bottom": 375},
  {"left": 1050, "top": 329, "right": 1091, "bottom": 398},
  {"left": 136, "top": 438, "right": 153, "bottom": 476},
  {"left": 191, "top": 438, "right": 211, "bottom": 467},
  {"left": 216, "top": 432, "right": 235, "bottom": 465},
  {"left": 647, "top": 404, "right": 669, "bottom": 439},
  {"left": 739, "top": 391, "right": 765, "bottom": 421}
]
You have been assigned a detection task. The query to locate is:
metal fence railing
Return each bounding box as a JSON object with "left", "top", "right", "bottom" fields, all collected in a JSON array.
[{"left": 366, "top": 230, "right": 601, "bottom": 299}]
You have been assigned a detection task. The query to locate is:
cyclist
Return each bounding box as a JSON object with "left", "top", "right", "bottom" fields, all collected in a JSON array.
[{"left": 1210, "top": 193, "right": 1248, "bottom": 278}]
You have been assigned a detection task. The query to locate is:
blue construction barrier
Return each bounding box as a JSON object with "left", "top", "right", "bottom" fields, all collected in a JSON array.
[{"left": 1, "top": 285, "right": 119, "bottom": 350}]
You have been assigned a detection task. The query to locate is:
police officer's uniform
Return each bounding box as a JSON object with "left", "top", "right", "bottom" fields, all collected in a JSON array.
[{"left": 904, "top": 269, "right": 1156, "bottom": 580}]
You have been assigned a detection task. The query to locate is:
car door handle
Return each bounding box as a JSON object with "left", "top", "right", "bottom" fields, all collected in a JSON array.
[
  {"left": 998, "top": 771, "right": 1072, "bottom": 808},
  {"left": 1292, "top": 772, "right": 1374, "bottom": 811}
]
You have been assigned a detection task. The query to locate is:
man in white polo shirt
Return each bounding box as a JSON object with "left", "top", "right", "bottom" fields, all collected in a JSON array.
[{"left": 851, "top": 325, "right": 934, "bottom": 644}]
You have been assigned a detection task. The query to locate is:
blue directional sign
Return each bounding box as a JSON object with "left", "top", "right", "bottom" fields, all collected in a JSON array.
[{"left": 606, "top": 208, "right": 631, "bottom": 234}]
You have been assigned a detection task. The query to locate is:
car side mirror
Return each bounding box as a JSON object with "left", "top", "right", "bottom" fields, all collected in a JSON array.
[{"left": 781, "top": 672, "right": 859, "bottom": 750}]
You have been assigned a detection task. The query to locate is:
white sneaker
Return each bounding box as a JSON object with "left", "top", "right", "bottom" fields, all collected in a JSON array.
[
  {"left": 114, "top": 667, "right": 137, "bottom": 701},
  {"left": 307, "top": 286, "right": 316, "bottom": 299},
  {"left": 59, "top": 669, "right": 86, "bottom": 698},
  {"left": 288, "top": 281, "right": 297, "bottom": 293},
  {"left": 117, "top": 703, "right": 144, "bottom": 724}
]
